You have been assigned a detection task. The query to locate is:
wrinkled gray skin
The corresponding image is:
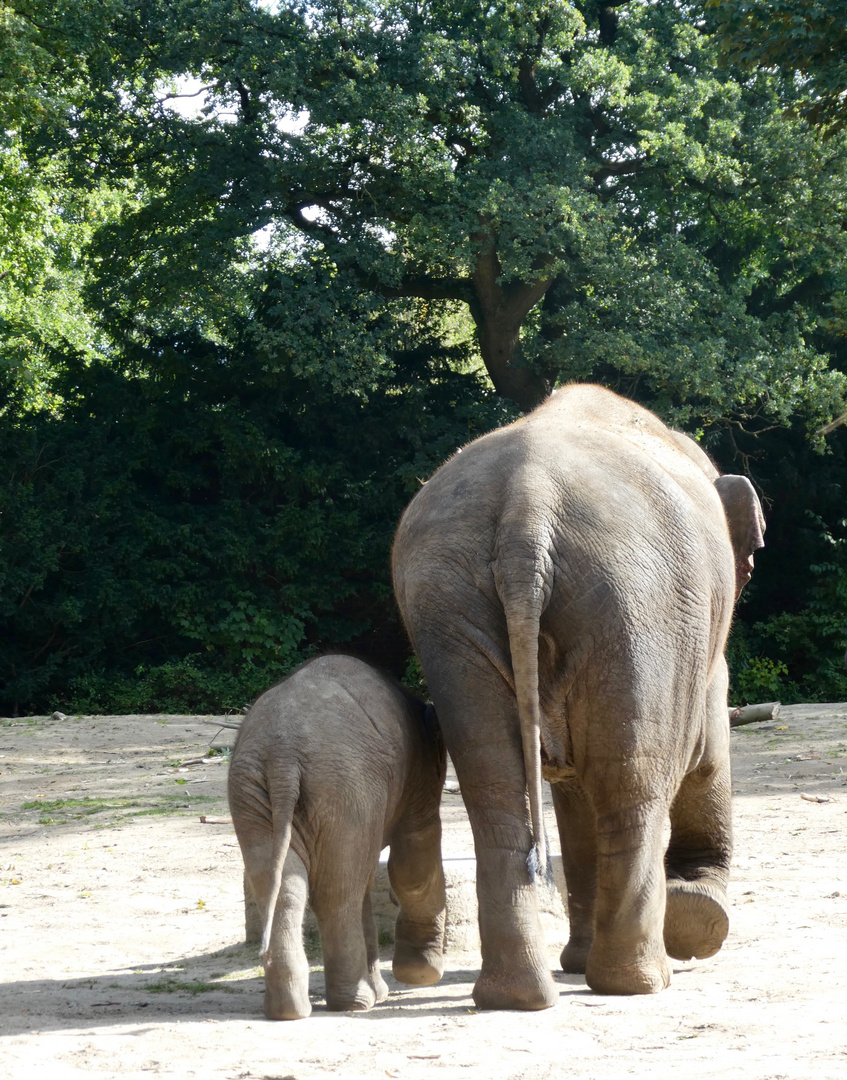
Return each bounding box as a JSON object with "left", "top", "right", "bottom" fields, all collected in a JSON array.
[
  {"left": 228, "top": 655, "right": 447, "bottom": 1020},
  {"left": 392, "top": 385, "right": 765, "bottom": 1010}
]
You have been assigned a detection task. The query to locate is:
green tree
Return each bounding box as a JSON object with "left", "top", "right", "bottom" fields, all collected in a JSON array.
[
  {"left": 15, "top": 0, "right": 847, "bottom": 421},
  {"left": 709, "top": 0, "right": 847, "bottom": 135},
  {"left": 5, "top": 0, "right": 847, "bottom": 712},
  {"left": 0, "top": 1, "right": 129, "bottom": 408}
]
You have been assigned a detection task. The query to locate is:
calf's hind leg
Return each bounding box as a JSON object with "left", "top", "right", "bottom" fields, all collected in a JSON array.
[
  {"left": 577, "top": 688, "right": 675, "bottom": 995},
  {"left": 242, "top": 838, "right": 312, "bottom": 1020},
  {"left": 310, "top": 839, "right": 387, "bottom": 1012}
]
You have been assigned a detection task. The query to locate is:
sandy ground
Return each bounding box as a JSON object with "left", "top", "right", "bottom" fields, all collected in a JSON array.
[{"left": 2, "top": 703, "right": 847, "bottom": 1080}]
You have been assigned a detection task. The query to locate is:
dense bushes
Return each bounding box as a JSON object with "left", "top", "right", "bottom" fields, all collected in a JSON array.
[
  {"left": 2, "top": 328, "right": 846, "bottom": 714},
  {"left": 0, "top": 331, "right": 511, "bottom": 714},
  {"left": 726, "top": 515, "right": 847, "bottom": 705},
  {"left": 715, "top": 416, "right": 847, "bottom": 705}
]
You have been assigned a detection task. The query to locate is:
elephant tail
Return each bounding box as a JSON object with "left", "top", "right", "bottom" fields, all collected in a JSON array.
[
  {"left": 496, "top": 561, "right": 553, "bottom": 887},
  {"left": 259, "top": 779, "right": 299, "bottom": 965},
  {"left": 513, "top": 631, "right": 553, "bottom": 886}
]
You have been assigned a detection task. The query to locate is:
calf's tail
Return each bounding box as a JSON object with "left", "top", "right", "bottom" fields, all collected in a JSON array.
[{"left": 261, "top": 808, "right": 295, "bottom": 964}]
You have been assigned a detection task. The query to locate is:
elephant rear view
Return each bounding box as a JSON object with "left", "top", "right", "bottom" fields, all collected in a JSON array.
[
  {"left": 228, "top": 654, "right": 447, "bottom": 1019},
  {"left": 392, "top": 383, "right": 764, "bottom": 1010}
]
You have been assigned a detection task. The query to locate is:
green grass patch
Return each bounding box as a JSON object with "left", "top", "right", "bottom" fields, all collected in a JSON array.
[
  {"left": 20, "top": 793, "right": 219, "bottom": 826},
  {"left": 0, "top": 716, "right": 45, "bottom": 729},
  {"left": 144, "top": 976, "right": 244, "bottom": 995}
]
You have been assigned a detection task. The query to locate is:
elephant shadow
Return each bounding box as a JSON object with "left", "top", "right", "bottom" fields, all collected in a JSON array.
[
  {"left": 2, "top": 939, "right": 704, "bottom": 1035},
  {"left": 2, "top": 941, "right": 267, "bottom": 1037},
  {"left": 2, "top": 939, "right": 543, "bottom": 1033}
]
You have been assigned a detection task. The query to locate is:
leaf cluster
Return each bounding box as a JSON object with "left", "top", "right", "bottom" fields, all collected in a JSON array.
[
  {"left": 709, "top": 0, "right": 847, "bottom": 135},
  {"left": 0, "top": 303, "right": 508, "bottom": 714}
]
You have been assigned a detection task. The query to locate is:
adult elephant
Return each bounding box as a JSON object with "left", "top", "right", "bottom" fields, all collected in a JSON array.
[{"left": 392, "top": 384, "right": 765, "bottom": 1010}]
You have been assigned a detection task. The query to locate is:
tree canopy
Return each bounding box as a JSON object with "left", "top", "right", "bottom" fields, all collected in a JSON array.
[
  {"left": 2, "top": 1, "right": 846, "bottom": 713},
  {"left": 12, "top": 0, "right": 847, "bottom": 421},
  {"left": 709, "top": 0, "right": 847, "bottom": 135}
]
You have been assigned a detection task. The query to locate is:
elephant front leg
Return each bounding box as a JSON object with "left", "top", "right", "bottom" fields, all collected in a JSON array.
[
  {"left": 664, "top": 756, "right": 732, "bottom": 962},
  {"left": 550, "top": 778, "right": 596, "bottom": 975},
  {"left": 664, "top": 673, "right": 733, "bottom": 962},
  {"left": 388, "top": 819, "right": 446, "bottom": 987}
]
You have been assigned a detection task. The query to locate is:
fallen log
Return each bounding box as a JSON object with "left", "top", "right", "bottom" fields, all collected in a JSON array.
[
  {"left": 213, "top": 709, "right": 784, "bottom": 732},
  {"left": 728, "top": 701, "right": 781, "bottom": 727}
]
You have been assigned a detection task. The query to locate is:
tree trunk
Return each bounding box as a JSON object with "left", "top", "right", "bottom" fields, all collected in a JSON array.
[
  {"left": 474, "top": 313, "right": 552, "bottom": 412},
  {"left": 469, "top": 231, "right": 555, "bottom": 413}
]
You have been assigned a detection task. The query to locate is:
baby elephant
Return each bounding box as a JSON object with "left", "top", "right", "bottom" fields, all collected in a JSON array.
[{"left": 228, "top": 654, "right": 447, "bottom": 1020}]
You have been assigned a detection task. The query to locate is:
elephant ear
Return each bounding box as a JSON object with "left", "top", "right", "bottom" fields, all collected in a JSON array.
[{"left": 713, "top": 475, "right": 766, "bottom": 600}]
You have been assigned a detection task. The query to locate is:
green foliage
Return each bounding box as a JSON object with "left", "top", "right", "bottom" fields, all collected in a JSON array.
[
  {"left": 0, "top": 3, "right": 132, "bottom": 408},
  {"left": 0, "top": 167, "right": 125, "bottom": 411},
  {"left": 400, "top": 655, "right": 428, "bottom": 700},
  {"left": 18, "top": 792, "right": 217, "bottom": 827},
  {"left": 2, "top": 0, "right": 847, "bottom": 712},
  {"left": 709, "top": 0, "right": 847, "bottom": 135},
  {"left": 13, "top": 0, "right": 845, "bottom": 422},
  {"left": 0, "top": 307, "right": 508, "bottom": 714},
  {"left": 727, "top": 646, "right": 791, "bottom": 704},
  {"left": 728, "top": 515, "right": 847, "bottom": 704},
  {"left": 63, "top": 655, "right": 278, "bottom": 716}
]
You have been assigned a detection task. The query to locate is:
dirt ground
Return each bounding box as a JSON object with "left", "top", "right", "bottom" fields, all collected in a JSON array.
[{"left": 2, "top": 703, "right": 847, "bottom": 1080}]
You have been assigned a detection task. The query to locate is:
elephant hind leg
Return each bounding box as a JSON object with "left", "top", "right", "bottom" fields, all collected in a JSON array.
[
  {"left": 550, "top": 778, "right": 595, "bottom": 975},
  {"left": 425, "top": 658, "right": 557, "bottom": 1011},
  {"left": 243, "top": 869, "right": 262, "bottom": 944},
  {"left": 242, "top": 840, "right": 312, "bottom": 1020},
  {"left": 310, "top": 840, "right": 385, "bottom": 1012},
  {"left": 388, "top": 813, "right": 446, "bottom": 987},
  {"left": 583, "top": 796, "right": 672, "bottom": 996},
  {"left": 362, "top": 890, "right": 390, "bottom": 1004}
]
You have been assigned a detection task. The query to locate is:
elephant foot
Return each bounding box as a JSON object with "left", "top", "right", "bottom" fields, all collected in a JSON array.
[
  {"left": 472, "top": 965, "right": 558, "bottom": 1011},
  {"left": 559, "top": 937, "right": 591, "bottom": 975},
  {"left": 393, "top": 942, "right": 444, "bottom": 987},
  {"left": 664, "top": 880, "right": 729, "bottom": 961},
  {"left": 371, "top": 969, "right": 390, "bottom": 1004},
  {"left": 263, "top": 977, "right": 312, "bottom": 1021},
  {"left": 585, "top": 952, "right": 670, "bottom": 996},
  {"left": 325, "top": 976, "right": 381, "bottom": 1013}
]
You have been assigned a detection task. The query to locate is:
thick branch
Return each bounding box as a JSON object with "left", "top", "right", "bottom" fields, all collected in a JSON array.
[
  {"left": 468, "top": 232, "right": 555, "bottom": 411},
  {"left": 590, "top": 156, "right": 647, "bottom": 187}
]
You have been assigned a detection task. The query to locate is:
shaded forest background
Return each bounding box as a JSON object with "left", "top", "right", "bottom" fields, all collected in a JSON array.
[{"left": 2, "top": 0, "right": 847, "bottom": 715}]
